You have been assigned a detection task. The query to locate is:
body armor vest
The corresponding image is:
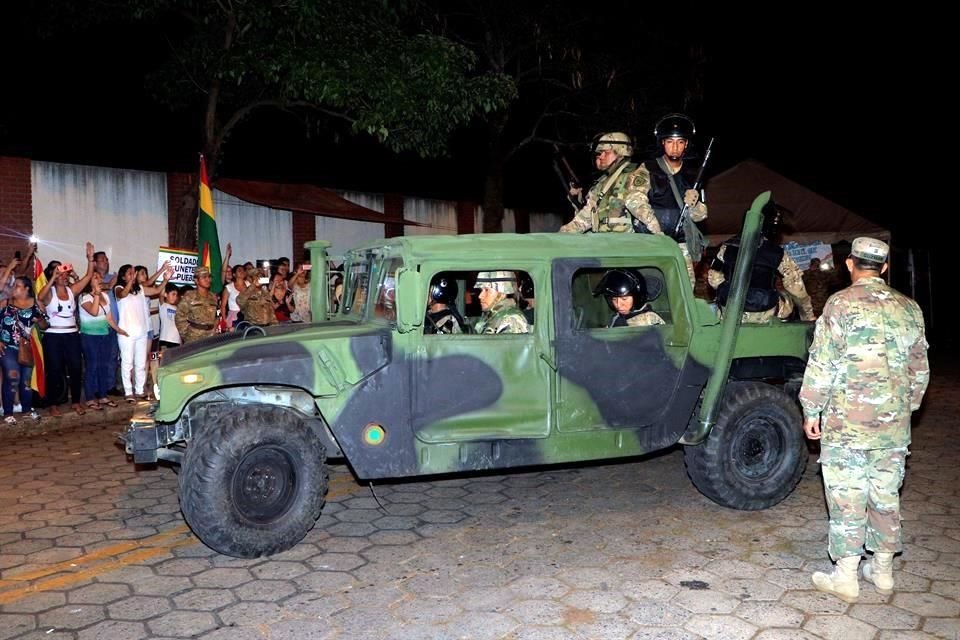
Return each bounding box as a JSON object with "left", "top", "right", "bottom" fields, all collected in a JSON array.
[
  {"left": 713, "top": 236, "right": 784, "bottom": 312},
  {"left": 643, "top": 158, "right": 698, "bottom": 241}
]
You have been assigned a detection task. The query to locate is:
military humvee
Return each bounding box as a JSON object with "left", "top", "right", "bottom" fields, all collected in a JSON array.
[{"left": 125, "top": 192, "right": 812, "bottom": 558}]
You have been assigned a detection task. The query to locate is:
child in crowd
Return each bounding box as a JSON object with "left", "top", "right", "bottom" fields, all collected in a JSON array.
[{"left": 158, "top": 283, "right": 182, "bottom": 351}]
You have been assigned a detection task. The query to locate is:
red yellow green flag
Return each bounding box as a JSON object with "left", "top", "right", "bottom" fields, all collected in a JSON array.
[
  {"left": 198, "top": 154, "right": 223, "bottom": 293},
  {"left": 30, "top": 255, "right": 47, "bottom": 396}
]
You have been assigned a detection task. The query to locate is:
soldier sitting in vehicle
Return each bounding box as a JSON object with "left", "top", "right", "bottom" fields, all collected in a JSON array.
[
  {"left": 473, "top": 271, "right": 529, "bottom": 334},
  {"left": 424, "top": 274, "right": 466, "bottom": 334},
  {"left": 708, "top": 202, "right": 815, "bottom": 323},
  {"left": 593, "top": 269, "right": 665, "bottom": 328}
]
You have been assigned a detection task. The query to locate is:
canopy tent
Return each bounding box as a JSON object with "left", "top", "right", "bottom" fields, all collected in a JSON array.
[
  {"left": 702, "top": 159, "right": 889, "bottom": 246},
  {"left": 215, "top": 178, "right": 425, "bottom": 227}
]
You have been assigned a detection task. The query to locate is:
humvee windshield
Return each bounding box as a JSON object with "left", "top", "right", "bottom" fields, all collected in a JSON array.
[{"left": 340, "top": 250, "right": 402, "bottom": 323}]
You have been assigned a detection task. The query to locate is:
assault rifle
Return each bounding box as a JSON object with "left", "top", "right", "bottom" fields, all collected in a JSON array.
[
  {"left": 552, "top": 144, "right": 585, "bottom": 211},
  {"left": 673, "top": 137, "right": 714, "bottom": 237}
]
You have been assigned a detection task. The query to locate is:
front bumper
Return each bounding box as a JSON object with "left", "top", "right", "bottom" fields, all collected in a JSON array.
[{"left": 123, "top": 401, "right": 183, "bottom": 464}]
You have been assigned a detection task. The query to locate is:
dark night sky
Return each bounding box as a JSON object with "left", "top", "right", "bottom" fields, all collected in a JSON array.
[{"left": 0, "top": 6, "right": 938, "bottom": 248}]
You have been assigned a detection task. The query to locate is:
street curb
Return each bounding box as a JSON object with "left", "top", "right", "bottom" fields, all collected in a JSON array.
[{"left": 0, "top": 404, "right": 136, "bottom": 441}]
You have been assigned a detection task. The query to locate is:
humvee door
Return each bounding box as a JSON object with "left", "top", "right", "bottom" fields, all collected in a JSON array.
[{"left": 551, "top": 258, "right": 691, "bottom": 433}]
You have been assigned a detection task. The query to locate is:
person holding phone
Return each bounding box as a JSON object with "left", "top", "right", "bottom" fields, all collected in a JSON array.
[{"left": 37, "top": 242, "right": 96, "bottom": 416}]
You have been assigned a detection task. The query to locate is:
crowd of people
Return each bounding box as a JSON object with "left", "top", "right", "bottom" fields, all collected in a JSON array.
[{"left": 0, "top": 243, "right": 313, "bottom": 425}]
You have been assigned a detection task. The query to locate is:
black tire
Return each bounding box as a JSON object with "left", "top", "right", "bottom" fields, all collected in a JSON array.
[
  {"left": 683, "top": 381, "right": 807, "bottom": 510},
  {"left": 179, "top": 404, "right": 328, "bottom": 558}
]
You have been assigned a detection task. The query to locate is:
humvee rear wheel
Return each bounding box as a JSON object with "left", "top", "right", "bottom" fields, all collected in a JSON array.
[
  {"left": 180, "top": 404, "right": 328, "bottom": 557},
  {"left": 684, "top": 381, "right": 806, "bottom": 510}
]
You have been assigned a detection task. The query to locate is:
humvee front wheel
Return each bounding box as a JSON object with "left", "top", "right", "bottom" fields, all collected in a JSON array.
[
  {"left": 180, "top": 404, "right": 328, "bottom": 557},
  {"left": 684, "top": 382, "right": 806, "bottom": 510}
]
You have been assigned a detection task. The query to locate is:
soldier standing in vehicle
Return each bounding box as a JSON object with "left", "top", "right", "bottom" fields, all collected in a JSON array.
[
  {"left": 623, "top": 114, "right": 708, "bottom": 287},
  {"left": 175, "top": 266, "right": 220, "bottom": 343},
  {"left": 473, "top": 271, "right": 529, "bottom": 335},
  {"left": 799, "top": 237, "right": 929, "bottom": 603},
  {"left": 708, "top": 202, "right": 814, "bottom": 323},
  {"left": 558, "top": 132, "right": 661, "bottom": 236},
  {"left": 424, "top": 274, "right": 466, "bottom": 334},
  {"left": 593, "top": 270, "right": 664, "bottom": 327}
]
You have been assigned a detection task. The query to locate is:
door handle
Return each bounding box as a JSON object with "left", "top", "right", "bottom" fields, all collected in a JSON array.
[{"left": 538, "top": 351, "right": 557, "bottom": 371}]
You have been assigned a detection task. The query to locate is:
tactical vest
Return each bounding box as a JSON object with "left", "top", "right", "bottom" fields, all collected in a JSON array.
[
  {"left": 642, "top": 157, "right": 699, "bottom": 241},
  {"left": 714, "top": 236, "right": 784, "bottom": 312}
]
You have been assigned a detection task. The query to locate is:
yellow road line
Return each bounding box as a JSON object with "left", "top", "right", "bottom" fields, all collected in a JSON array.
[
  {"left": 1, "top": 525, "right": 191, "bottom": 583},
  {"left": 0, "top": 535, "right": 195, "bottom": 605},
  {"left": 0, "top": 473, "right": 364, "bottom": 605}
]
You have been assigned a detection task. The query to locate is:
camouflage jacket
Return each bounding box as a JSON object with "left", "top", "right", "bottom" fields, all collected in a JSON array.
[
  {"left": 474, "top": 298, "right": 529, "bottom": 335},
  {"left": 559, "top": 160, "right": 660, "bottom": 234},
  {"left": 237, "top": 285, "right": 277, "bottom": 326},
  {"left": 799, "top": 276, "right": 930, "bottom": 449},
  {"left": 174, "top": 289, "right": 219, "bottom": 338}
]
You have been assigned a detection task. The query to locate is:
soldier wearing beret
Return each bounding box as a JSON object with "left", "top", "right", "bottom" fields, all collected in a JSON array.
[
  {"left": 799, "top": 236, "right": 929, "bottom": 603},
  {"left": 175, "top": 266, "right": 220, "bottom": 343}
]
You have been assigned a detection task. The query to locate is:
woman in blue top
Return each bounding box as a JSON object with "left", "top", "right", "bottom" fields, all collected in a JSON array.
[{"left": 0, "top": 277, "right": 48, "bottom": 425}]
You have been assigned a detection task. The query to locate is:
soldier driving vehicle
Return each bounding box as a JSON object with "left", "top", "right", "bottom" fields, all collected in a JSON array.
[
  {"left": 424, "top": 274, "right": 466, "bottom": 334},
  {"left": 125, "top": 192, "right": 811, "bottom": 559}
]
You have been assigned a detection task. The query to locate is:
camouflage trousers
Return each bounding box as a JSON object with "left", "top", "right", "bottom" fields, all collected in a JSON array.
[
  {"left": 820, "top": 445, "right": 908, "bottom": 561},
  {"left": 740, "top": 295, "right": 794, "bottom": 324}
]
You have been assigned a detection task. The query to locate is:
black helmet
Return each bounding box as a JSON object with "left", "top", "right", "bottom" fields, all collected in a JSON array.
[
  {"left": 761, "top": 201, "right": 783, "bottom": 239},
  {"left": 653, "top": 114, "right": 696, "bottom": 141},
  {"left": 429, "top": 275, "right": 458, "bottom": 305},
  {"left": 593, "top": 269, "right": 647, "bottom": 311}
]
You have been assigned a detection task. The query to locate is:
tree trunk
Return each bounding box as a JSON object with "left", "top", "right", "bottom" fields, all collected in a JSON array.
[
  {"left": 482, "top": 168, "right": 505, "bottom": 233},
  {"left": 481, "top": 114, "right": 507, "bottom": 233},
  {"left": 173, "top": 189, "right": 199, "bottom": 250}
]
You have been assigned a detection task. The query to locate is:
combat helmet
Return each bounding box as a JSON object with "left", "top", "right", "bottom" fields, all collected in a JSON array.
[
  {"left": 593, "top": 132, "right": 633, "bottom": 157},
  {"left": 593, "top": 269, "right": 647, "bottom": 312},
  {"left": 653, "top": 114, "right": 696, "bottom": 141},
  {"left": 474, "top": 271, "right": 517, "bottom": 295},
  {"left": 429, "top": 274, "right": 458, "bottom": 305}
]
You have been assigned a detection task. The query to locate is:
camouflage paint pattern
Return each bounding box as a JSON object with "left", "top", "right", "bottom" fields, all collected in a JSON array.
[
  {"left": 799, "top": 276, "right": 929, "bottom": 449},
  {"left": 820, "top": 446, "right": 908, "bottom": 560},
  {"left": 135, "top": 229, "right": 811, "bottom": 480}
]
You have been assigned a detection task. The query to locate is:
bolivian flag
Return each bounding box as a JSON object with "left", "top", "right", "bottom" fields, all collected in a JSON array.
[
  {"left": 30, "top": 255, "right": 46, "bottom": 396},
  {"left": 198, "top": 154, "right": 223, "bottom": 293}
]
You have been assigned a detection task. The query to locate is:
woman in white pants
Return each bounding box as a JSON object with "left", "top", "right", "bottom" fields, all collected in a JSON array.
[{"left": 114, "top": 263, "right": 169, "bottom": 401}]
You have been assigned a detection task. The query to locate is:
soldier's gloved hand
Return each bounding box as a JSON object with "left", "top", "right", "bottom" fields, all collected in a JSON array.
[{"left": 683, "top": 189, "right": 700, "bottom": 207}]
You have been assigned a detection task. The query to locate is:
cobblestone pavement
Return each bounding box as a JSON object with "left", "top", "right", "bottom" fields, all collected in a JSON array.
[{"left": 1, "top": 371, "right": 958, "bottom": 639}]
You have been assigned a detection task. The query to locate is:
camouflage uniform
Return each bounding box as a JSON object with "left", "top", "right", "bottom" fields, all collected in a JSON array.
[
  {"left": 708, "top": 241, "right": 815, "bottom": 323},
  {"left": 623, "top": 310, "right": 665, "bottom": 327},
  {"left": 803, "top": 266, "right": 834, "bottom": 317},
  {"left": 559, "top": 160, "right": 660, "bottom": 235},
  {"left": 237, "top": 284, "right": 277, "bottom": 327},
  {"left": 174, "top": 268, "right": 220, "bottom": 344},
  {"left": 474, "top": 298, "right": 529, "bottom": 335},
  {"left": 799, "top": 238, "right": 929, "bottom": 561}
]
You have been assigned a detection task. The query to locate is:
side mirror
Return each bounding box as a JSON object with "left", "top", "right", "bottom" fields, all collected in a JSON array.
[{"left": 396, "top": 268, "right": 423, "bottom": 333}]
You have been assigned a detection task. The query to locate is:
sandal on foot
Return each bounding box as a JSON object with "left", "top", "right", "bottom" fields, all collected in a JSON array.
[
  {"left": 49, "top": 405, "right": 62, "bottom": 417},
  {"left": 72, "top": 404, "right": 86, "bottom": 416},
  {"left": 100, "top": 399, "right": 118, "bottom": 408},
  {"left": 86, "top": 401, "right": 102, "bottom": 411},
  {"left": 125, "top": 396, "right": 136, "bottom": 404}
]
